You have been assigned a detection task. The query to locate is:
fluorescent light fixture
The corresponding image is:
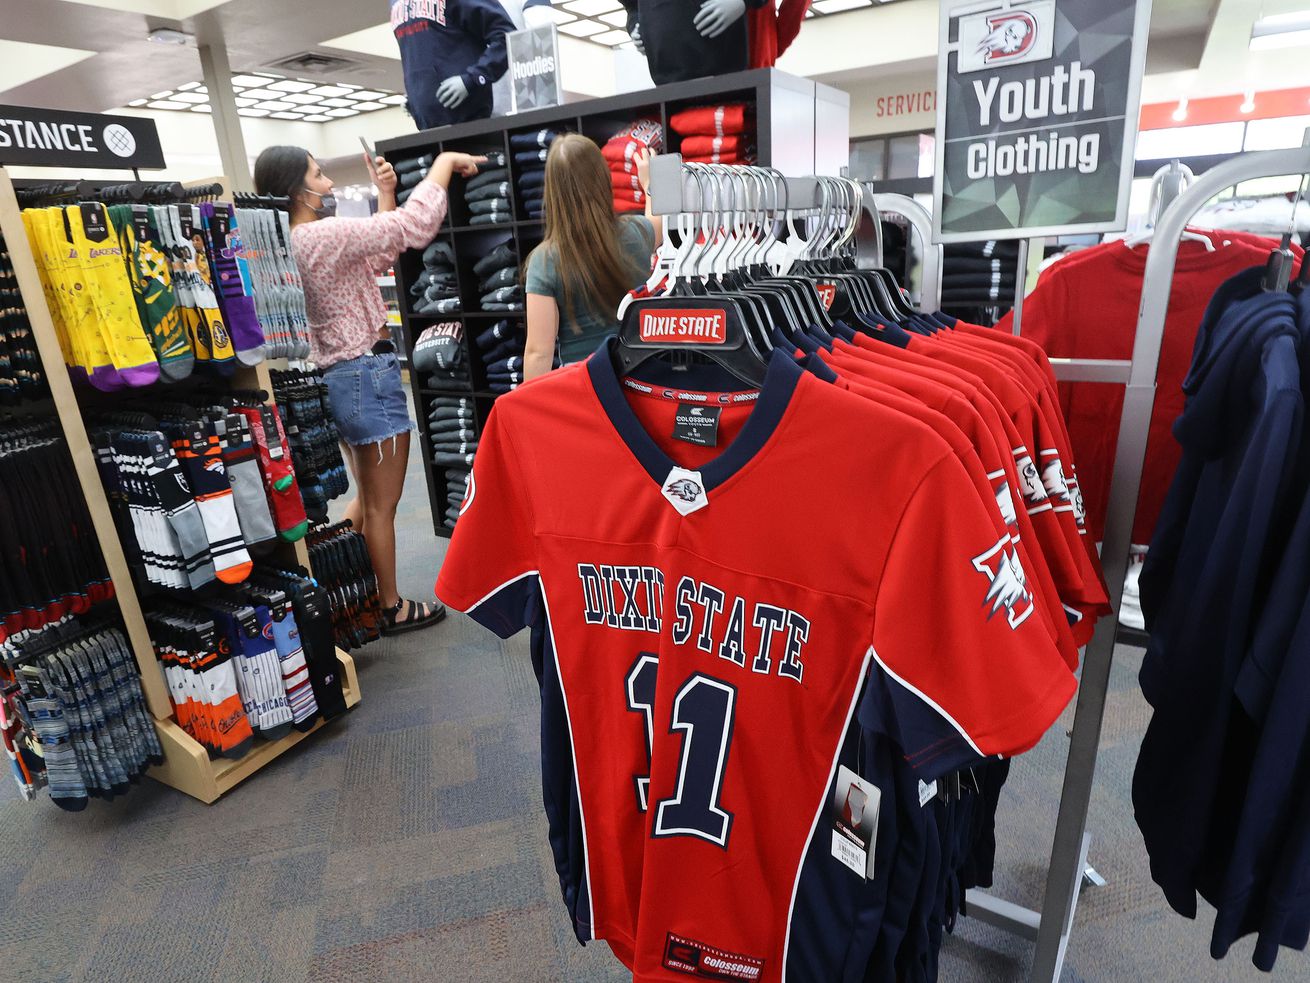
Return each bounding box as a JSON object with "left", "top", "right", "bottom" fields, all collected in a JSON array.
[
  {"left": 599, "top": 10, "right": 628, "bottom": 26},
  {"left": 593, "top": 29, "right": 632, "bottom": 46},
  {"left": 325, "top": 107, "right": 360, "bottom": 117},
  {"left": 177, "top": 81, "right": 202, "bottom": 91},
  {"left": 320, "top": 98, "right": 354, "bottom": 108},
  {"left": 270, "top": 79, "right": 317, "bottom": 92},
  {"left": 128, "top": 98, "right": 148, "bottom": 106},
  {"left": 812, "top": 0, "right": 869, "bottom": 13},
  {"left": 256, "top": 100, "right": 297, "bottom": 111},
  {"left": 302, "top": 114, "right": 332, "bottom": 122},
  {"left": 151, "top": 90, "right": 173, "bottom": 99},
  {"left": 172, "top": 92, "right": 209, "bottom": 103},
  {"left": 309, "top": 85, "right": 353, "bottom": 97},
  {"left": 564, "top": 0, "right": 621, "bottom": 15},
  {"left": 537, "top": 7, "right": 577, "bottom": 22},
  {"left": 352, "top": 101, "right": 386, "bottom": 111},
  {"left": 282, "top": 93, "right": 321, "bottom": 104},
  {"left": 350, "top": 90, "right": 386, "bottom": 100},
  {"left": 148, "top": 99, "right": 189, "bottom": 110},
  {"left": 189, "top": 105, "right": 212, "bottom": 113},
  {"left": 237, "top": 108, "right": 270, "bottom": 117},
  {"left": 234, "top": 98, "right": 256, "bottom": 107},
  {"left": 559, "top": 19, "right": 606, "bottom": 36},
  {"left": 380, "top": 94, "right": 408, "bottom": 105},
  {"left": 1250, "top": 12, "right": 1310, "bottom": 50},
  {"left": 231, "top": 74, "right": 270, "bottom": 88},
  {"left": 270, "top": 111, "right": 305, "bottom": 119}
]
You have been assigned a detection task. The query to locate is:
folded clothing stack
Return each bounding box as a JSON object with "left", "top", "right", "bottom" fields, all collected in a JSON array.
[
  {"left": 394, "top": 153, "right": 434, "bottom": 205},
  {"left": 669, "top": 104, "right": 756, "bottom": 165},
  {"left": 427, "top": 396, "right": 478, "bottom": 528},
  {"left": 474, "top": 319, "right": 524, "bottom": 394},
  {"left": 602, "top": 119, "right": 663, "bottom": 215},
  {"left": 412, "top": 321, "right": 469, "bottom": 389},
  {"left": 411, "top": 239, "right": 460, "bottom": 317},
  {"left": 472, "top": 237, "right": 522, "bottom": 312},
  {"left": 461, "top": 150, "right": 511, "bottom": 227},
  {"left": 940, "top": 240, "right": 1020, "bottom": 314},
  {"left": 511, "top": 129, "right": 561, "bottom": 219}
]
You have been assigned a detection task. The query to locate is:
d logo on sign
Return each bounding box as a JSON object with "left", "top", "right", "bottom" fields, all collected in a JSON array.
[
  {"left": 638, "top": 309, "right": 727, "bottom": 345},
  {"left": 978, "top": 11, "right": 1038, "bottom": 63}
]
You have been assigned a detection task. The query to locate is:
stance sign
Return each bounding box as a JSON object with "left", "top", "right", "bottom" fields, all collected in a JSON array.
[
  {"left": 933, "top": 0, "right": 1151, "bottom": 241},
  {"left": 0, "top": 104, "right": 164, "bottom": 169}
]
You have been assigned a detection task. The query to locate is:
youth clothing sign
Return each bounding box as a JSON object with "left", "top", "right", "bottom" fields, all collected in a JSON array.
[{"left": 932, "top": 0, "right": 1150, "bottom": 241}]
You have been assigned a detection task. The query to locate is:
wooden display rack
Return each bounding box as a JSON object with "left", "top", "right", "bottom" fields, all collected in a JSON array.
[{"left": 0, "top": 166, "right": 360, "bottom": 804}]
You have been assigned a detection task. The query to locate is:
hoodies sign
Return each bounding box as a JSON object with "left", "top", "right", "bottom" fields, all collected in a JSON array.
[
  {"left": 932, "top": 0, "right": 1150, "bottom": 242},
  {"left": 507, "top": 25, "right": 562, "bottom": 114}
]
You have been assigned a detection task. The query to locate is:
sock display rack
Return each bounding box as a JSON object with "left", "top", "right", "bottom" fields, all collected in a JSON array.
[
  {"left": 378, "top": 67, "right": 849, "bottom": 537},
  {"left": 0, "top": 165, "right": 361, "bottom": 804}
]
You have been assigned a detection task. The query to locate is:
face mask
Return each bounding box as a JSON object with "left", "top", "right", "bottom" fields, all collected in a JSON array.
[{"left": 302, "top": 187, "right": 337, "bottom": 218}]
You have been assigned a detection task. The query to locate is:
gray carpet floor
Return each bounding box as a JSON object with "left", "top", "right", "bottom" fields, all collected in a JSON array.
[{"left": 2, "top": 412, "right": 1305, "bottom": 981}]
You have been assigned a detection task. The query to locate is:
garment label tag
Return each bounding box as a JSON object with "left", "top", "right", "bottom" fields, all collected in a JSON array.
[
  {"left": 661, "top": 466, "right": 709, "bottom": 516},
  {"left": 662, "top": 931, "right": 765, "bottom": 980},
  {"left": 672, "top": 403, "right": 721, "bottom": 447},
  {"left": 132, "top": 206, "right": 150, "bottom": 243},
  {"left": 178, "top": 208, "right": 194, "bottom": 240},
  {"left": 80, "top": 202, "right": 110, "bottom": 243},
  {"left": 831, "top": 765, "right": 880, "bottom": 879},
  {"left": 918, "top": 779, "right": 938, "bottom": 808}
]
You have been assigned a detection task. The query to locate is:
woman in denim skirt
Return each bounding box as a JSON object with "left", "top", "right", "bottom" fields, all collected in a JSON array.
[{"left": 255, "top": 145, "right": 483, "bottom": 634}]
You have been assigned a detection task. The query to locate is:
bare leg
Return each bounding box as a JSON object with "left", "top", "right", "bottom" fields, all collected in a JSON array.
[
  {"left": 340, "top": 441, "right": 364, "bottom": 529},
  {"left": 351, "top": 432, "right": 411, "bottom": 608}
]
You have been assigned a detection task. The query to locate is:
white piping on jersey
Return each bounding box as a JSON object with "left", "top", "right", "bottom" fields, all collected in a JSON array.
[
  {"left": 781, "top": 645, "right": 875, "bottom": 981},
  {"left": 461, "top": 570, "right": 540, "bottom": 615},
  {"left": 869, "top": 646, "right": 986, "bottom": 759},
  {"left": 538, "top": 583, "right": 597, "bottom": 943}
]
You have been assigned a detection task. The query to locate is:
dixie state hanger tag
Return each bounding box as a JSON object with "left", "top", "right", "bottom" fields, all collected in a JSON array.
[{"left": 639, "top": 309, "right": 727, "bottom": 345}]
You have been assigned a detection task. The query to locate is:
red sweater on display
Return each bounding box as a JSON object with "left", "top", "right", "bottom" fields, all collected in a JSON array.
[{"left": 997, "top": 236, "right": 1274, "bottom": 544}]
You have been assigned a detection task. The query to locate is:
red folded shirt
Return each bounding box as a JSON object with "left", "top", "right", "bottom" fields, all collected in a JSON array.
[
  {"left": 602, "top": 137, "right": 653, "bottom": 166},
  {"left": 612, "top": 170, "right": 643, "bottom": 191},
  {"left": 614, "top": 187, "right": 645, "bottom": 204},
  {"left": 679, "top": 134, "right": 749, "bottom": 157},
  {"left": 608, "top": 118, "right": 664, "bottom": 151},
  {"left": 669, "top": 104, "right": 751, "bottom": 136}
]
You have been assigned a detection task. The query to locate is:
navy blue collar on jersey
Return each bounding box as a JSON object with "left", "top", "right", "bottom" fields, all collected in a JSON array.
[{"left": 588, "top": 339, "right": 804, "bottom": 493}]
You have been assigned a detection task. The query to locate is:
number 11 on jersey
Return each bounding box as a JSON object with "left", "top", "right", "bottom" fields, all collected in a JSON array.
[{"left": 625, "top": 652, "right": 738, "bottom": 847}]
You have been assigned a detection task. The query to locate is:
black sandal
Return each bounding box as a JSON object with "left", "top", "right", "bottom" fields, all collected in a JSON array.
[{"left": 382, "top": 598, "right": 448, "bottom": 635}]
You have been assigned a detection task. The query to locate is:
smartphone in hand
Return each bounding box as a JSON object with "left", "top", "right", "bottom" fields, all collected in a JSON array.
[{"left": 359, "top": 136, "right": 379, "bottom": 177}]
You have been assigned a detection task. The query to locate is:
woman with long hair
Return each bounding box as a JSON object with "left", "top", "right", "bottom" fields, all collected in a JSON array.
[
  {"left": 524, "top": 134, "right": 663, "bottom": 379},
  {"left": 253, "top": 145, "right": 483, "bottom": 634}
]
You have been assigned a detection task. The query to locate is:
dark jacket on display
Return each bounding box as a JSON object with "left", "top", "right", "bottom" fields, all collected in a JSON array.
[
  {"left": 1133, "top": 279, "right": 1305, "bottom": 946},
  {"left": 391, "top": 0, "right": 515, "bottom": 129}
]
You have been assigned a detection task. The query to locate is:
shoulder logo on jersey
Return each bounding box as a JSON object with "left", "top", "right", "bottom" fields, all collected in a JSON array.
[
  {"left": 971, "top": 536, "right": 1034, "bottom": 629},
  {"left": 1041, "top": 458, "right": 1070, "bottom": 501},
  {"left": 458, "top": 470, "right": 475, "bottom": 515},
  {"left": 993, "top": 478, "right": 1018, "bottom": 530},
  {"left": 1015, "top": 454, "right": 1047, "bottom": 505}
]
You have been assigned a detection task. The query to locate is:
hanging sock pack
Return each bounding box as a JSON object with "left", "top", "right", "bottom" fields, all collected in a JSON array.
[{"left": 198, "top": 203, "right": 266, "bottom": 365}]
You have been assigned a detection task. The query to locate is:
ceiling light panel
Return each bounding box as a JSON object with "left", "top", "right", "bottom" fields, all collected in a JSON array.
[
  {"left": 559, "top": 19, "right": 607, "bottom": 37},
  {"left": 593, "top": 29, "right": 632, "bottom": 46},
  {"left": 121, "top": 70, "right": 404, "bottom": 124},
  {"left": 565, "top": 0, "right": 621, "bottom": 14}
]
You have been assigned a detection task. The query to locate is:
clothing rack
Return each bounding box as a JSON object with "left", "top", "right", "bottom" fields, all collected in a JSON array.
[
  {"left": 969, "top": 136, "right": 1310, "bottom": 981},
  {"left": 231, "top": 191, "right": 292, "bottom": 211},
  {"left": 0, "top": 164, "right": 361, "bottom": 803},
  {"left": 862, "top": 190, "right": 941, "bottom": 314},
  {"left": 14, "top": 179, "right": 224, "bottom": 207}
]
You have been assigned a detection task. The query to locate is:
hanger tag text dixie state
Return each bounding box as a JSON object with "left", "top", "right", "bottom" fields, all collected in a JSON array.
[{"left": 638, "top": 309, "right": 728, "bottom": 345}]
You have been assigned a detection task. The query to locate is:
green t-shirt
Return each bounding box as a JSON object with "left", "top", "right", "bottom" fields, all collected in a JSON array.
[{"left": 525, "top": 216, "right": 656, "bottom": 364}]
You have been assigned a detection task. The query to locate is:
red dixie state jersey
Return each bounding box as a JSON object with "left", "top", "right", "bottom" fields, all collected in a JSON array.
[{"left": 435, "top": 343, "right": 1075, "bottom": 981}]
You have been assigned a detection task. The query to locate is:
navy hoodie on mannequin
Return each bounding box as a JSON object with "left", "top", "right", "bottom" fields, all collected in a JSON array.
[
  {"left": 391, "top": 0, "right": 515, "bottom": 129},
  {"left": 1133, "top": 279, "right": 1303, "bottom": 938}
]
